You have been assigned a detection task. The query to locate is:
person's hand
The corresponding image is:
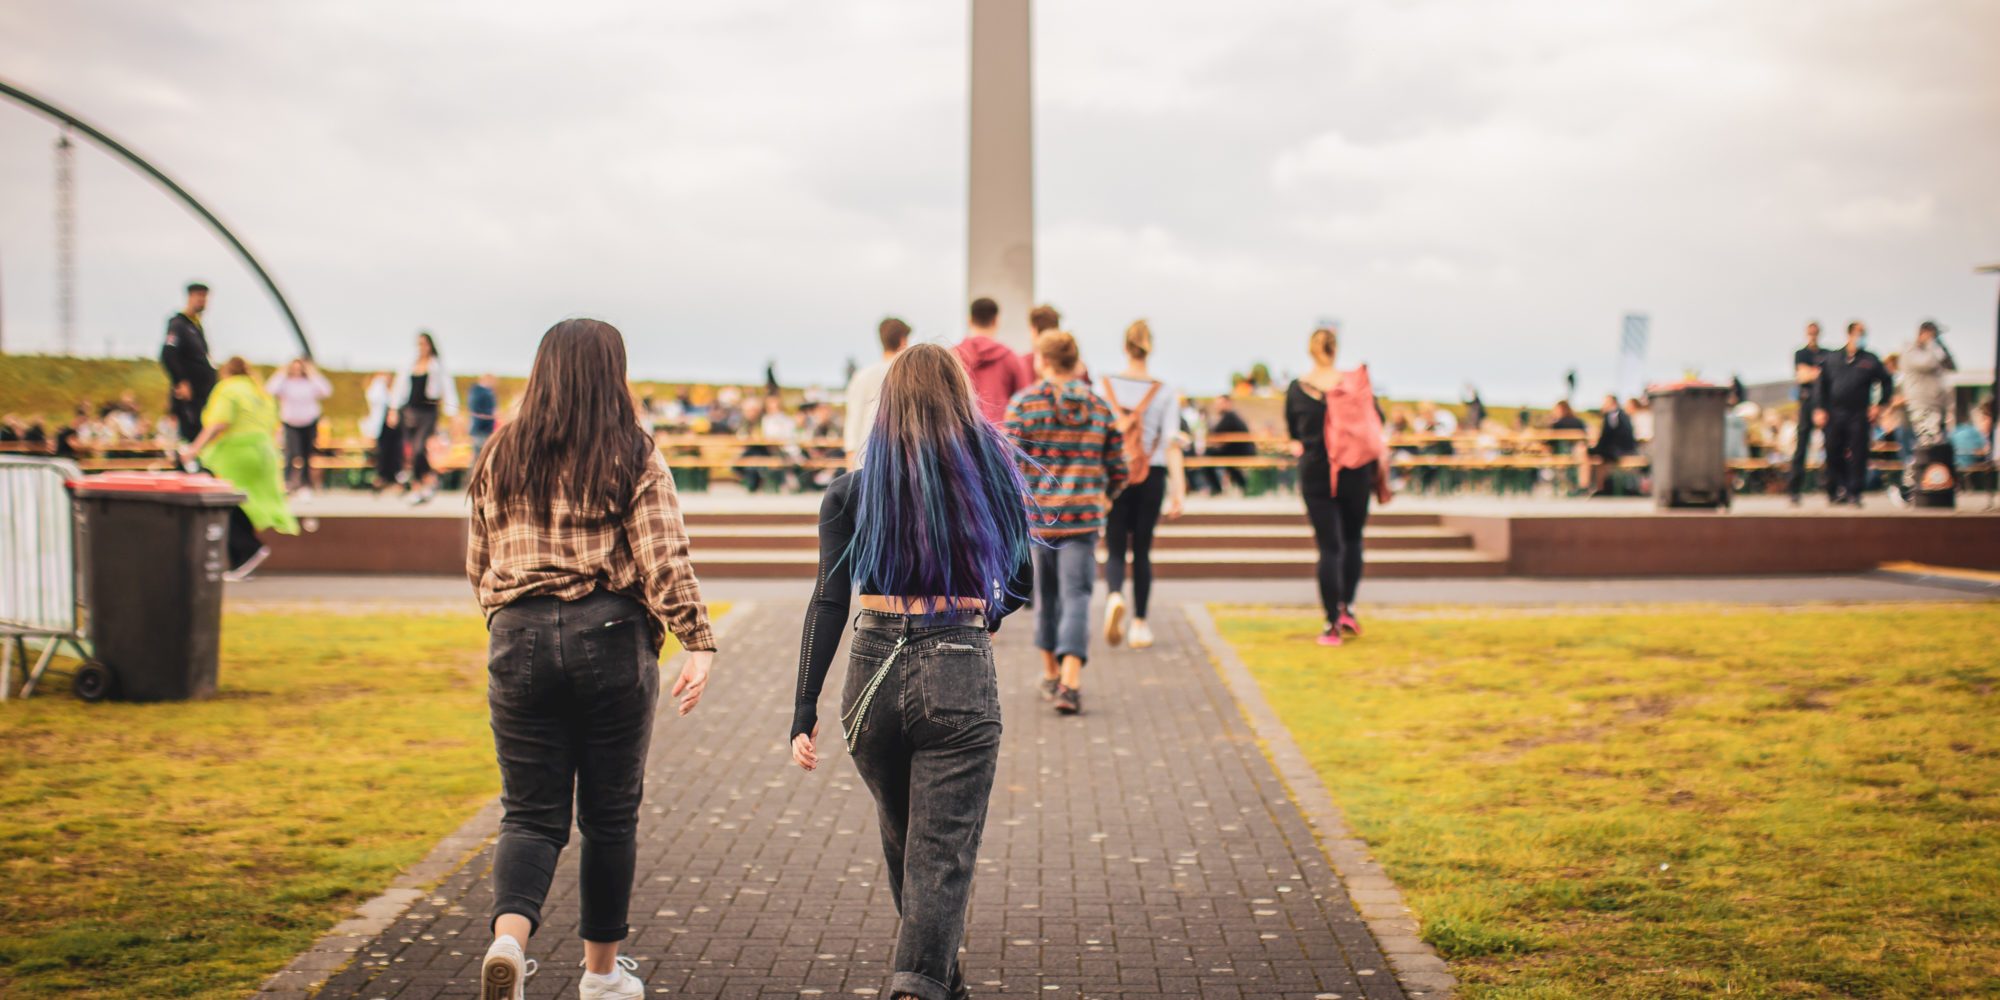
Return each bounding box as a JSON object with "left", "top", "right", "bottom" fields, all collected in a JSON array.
[
  {"left": 1813, "top": 410, "right": 1827, "bottom": 428},
  {"left": 1165, "top": 493, "right": 1184, "bottom": 520},
  {"left": 1867, "top": 405, "right": 1881, "bottom": 423},
  {"left": 1376, "top": 476, "right": 1395, "bottom": 506},
  {"left": 792, "top": 724, "right": 820, "bottom": 771},
  {"left": 172, "top": 381, "right": 192, "bottom": 400},
  {"left": 1287, "top": 440, "right": 1305, "bottom": 457},
  {"left": 385, "top": 410, "right": 399, "bottom": 429},
  {"left": 177, "top": 445, "right": 197, "bottom": 467},
  {"left": 671, "top": 649, "right": 712, "bottom": 716}
]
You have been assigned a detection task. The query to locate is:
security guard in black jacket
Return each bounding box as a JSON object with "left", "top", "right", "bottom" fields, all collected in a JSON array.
[
  {"left": 160, "top": 282, "right": 216, "bottom": 441},
  {"left": 1813, "top": 321, "right": 1895, "bottom": 506}
]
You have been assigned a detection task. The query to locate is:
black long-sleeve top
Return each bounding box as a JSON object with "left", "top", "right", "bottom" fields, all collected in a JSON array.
[
  {"left": 792, "top": 473, "right": 1033, "bottom": 740},
  {"left": 1813, "top": 347, "right": 1894, "bottom": 414},
  {"left": 160, "top": 312, "right": 214, "bottom": 389}
]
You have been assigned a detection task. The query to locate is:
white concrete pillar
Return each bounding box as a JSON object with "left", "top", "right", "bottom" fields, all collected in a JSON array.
[{"left": 968, "top": 0, "right": 1035, "bottom": 351}]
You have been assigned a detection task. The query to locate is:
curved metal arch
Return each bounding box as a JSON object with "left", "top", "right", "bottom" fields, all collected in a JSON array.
[{"left": 0, "top": 77, "right": 314, "bottom": 359}]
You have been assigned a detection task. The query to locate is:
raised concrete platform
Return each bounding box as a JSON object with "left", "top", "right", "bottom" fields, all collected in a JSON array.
[{"left": 267, "top": 489, "right": 2000, "bottom": 579}]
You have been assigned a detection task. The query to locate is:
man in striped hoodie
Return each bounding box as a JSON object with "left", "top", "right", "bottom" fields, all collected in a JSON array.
[{"left": 1005, "top": 330, "right": 1128, "bottom": 716}]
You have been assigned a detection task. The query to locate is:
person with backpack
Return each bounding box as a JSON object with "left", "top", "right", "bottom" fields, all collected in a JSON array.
[
  {"left": 1099, "top": 320, "right": 1186, "bottom": 650},
  {"left": 1285, "top": 326, "right": 1393, "bottom": 646},
  {"left": 1005, "top": 331, "right": 1127, "bottom": 715}
]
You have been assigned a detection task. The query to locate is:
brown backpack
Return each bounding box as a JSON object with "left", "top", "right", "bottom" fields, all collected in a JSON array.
[{"left": 1101, "top": 378, "right": 1163, "bottom": 487}]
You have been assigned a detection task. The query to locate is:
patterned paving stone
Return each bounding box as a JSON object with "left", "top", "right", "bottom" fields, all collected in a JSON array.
[{"left": 310, "top": 601, "right": 1404, "bottom": 999}]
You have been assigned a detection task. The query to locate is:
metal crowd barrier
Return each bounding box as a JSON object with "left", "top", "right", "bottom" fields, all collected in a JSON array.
[{"left": 0, "top": 457, "right": 91, "bottom": 700}]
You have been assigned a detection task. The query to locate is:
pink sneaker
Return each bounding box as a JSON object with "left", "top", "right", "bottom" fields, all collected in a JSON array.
[
  {"left": 1336, "top": 612, "right": 1362, "bottom": 638},
  {"left": 1316, "top": 624, "right": 1344, "bottom": 647}
]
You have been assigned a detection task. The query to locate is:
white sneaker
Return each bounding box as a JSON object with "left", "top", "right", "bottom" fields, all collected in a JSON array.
[
  {"left": 223, "top": 546, "right": 271, "bottom": 583},
  {"left": 1128, "top": 618, "right": 1154, "bottom": 649},
  {"left": 480, "top": 936, "right": 536, "bottom": 1000},
  {"left": 578, "top": 956, "right": 645, "bottom": 1000},
  {"left": 1104, "top": 592, "right": 1127, "bottom": 646}
]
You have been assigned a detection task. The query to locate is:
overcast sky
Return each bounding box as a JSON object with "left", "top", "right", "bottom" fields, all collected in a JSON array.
[{"left": 3, "top": 0, "right": 1996, "bottom": 402}]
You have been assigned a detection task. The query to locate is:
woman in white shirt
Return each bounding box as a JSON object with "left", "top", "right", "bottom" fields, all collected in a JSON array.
[
  {"left": 265, "top": 358, "right": 333, "bottom": 496},
  {"left": 361, "top": 373, "right": 405, "bottom": 494},
  {"left": 1099, "top": 320, "right": 1187, "bottom": 650},
  {"left": 389, "top": 331, "right": 458, "bottom": 505}
]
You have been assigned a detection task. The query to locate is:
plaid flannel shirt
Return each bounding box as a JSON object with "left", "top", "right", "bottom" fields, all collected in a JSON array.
[{"left": 467, "top": 449, "right": 715, "bottom": 652}]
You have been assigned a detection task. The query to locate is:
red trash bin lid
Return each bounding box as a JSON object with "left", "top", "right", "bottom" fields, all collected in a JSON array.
[{"left": 67, "top": 471, "right": 247, "bottom": 504}]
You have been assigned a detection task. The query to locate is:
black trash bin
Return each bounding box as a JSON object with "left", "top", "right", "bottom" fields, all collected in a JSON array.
[{"left": 67, "top": 472, "right": 245, "bottom": 701}]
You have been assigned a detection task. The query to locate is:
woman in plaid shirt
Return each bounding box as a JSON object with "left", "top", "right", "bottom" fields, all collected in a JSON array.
[{"left": 466, "top": 318, "right": 716, "bottom": 1000}]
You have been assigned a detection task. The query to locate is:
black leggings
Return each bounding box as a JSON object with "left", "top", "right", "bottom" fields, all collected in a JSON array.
[
  {"left": 226, "top": 507, "right": 262, "bottom": 569},
  {"left": 402, "top": 406, "right": 439, "bottom": 482},
  {"left": 1104, "top": 469, "right": 1168, "bottom": 617},
  {"left": 1302, "top": 463, "right": 1376, "bottom": 621}
]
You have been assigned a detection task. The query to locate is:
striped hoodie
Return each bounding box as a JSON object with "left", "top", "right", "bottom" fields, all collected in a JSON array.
[{"left": 1004, "top": 378, "right": 1128, "bottom": 538}]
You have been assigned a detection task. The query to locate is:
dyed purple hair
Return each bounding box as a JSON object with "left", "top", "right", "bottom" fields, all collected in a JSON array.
[{"left": 846, "top": 344, "right": 1037, "bottom": 613}]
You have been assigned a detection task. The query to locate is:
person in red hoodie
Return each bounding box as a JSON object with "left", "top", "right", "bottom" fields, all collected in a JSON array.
[{"left": 956, "top": 297, "right": 1032, "bottom": 423}]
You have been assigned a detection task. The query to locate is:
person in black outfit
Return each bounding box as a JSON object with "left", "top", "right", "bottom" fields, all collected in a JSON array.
[
  {"left": 1586, "top": 394, "right": 1638, "bottom": 496},
  {"left": 789, "top": 344, "right": 1036, "bottom": 1000},
  {"left": 160, "top": 282, "right": 215, "bottom": 443},
  {"left": 1788, "top": 321, "right": 1826, "bottom": 503},
  {"left": 1205, "top": 396, "right": 1255, "bottom": 495},
  {"left": 1814, "top": 321, "right": 1895, "bottom": 506},
  {"left": 1284, "top": 328, "right": 1392, "bottom": 645}
]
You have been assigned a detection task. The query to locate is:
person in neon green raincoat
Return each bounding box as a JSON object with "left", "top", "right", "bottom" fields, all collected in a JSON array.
[{"left": 178, "top": 356, "right": 298, "bottom": 578}]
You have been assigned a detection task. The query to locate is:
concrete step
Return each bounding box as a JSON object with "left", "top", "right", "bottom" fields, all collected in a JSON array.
[
  {"left": 688, "top": 523, "right": 1474, "bottom": 552},
  {"left": 682, "top": 509, "right": 1446, "bottom": 529},
  {"left": 692, "top": 547, "right": 1506, "bottom": 579}
]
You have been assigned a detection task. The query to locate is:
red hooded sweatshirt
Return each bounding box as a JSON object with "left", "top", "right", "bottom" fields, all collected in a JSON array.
[{"left": 956, "top": 334, "right": 1032, "bottom": 424}]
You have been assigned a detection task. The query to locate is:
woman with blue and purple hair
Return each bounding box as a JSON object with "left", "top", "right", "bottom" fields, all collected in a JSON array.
[{"left": 790, "top": 342, "right": 1036, "bottom": 1000}]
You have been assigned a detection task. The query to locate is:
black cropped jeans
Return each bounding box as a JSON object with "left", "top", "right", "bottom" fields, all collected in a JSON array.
[
  {"left": 485, "top": 589, "right": 658, "bottom": 942},
  {"left": 841, "top": 611, "right": 1002, "bottom": 1000}
]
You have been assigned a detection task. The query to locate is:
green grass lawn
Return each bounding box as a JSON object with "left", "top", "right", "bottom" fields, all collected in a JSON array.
[
  {"left": 1216, "top": 603, "right": 2000, "bottom": 1000},
  {"left": 0, "top": 607, "right": 698, "bottom": 999}
]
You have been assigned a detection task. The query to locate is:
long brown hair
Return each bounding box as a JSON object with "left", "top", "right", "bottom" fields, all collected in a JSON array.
[
  {"left": 848, "top": 343, "right": 1036, "bottom": 610},
  {"left": 470, "top": 319, "right": 651, "bottom": 518}
]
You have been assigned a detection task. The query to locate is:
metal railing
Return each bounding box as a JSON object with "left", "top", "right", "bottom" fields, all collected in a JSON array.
[{"left": 0, "top": 457, "right": 90, "bottom": 699}]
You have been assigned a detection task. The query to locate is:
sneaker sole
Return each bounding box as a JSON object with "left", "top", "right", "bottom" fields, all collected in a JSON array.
[
  {"left": 480, "top": 955, "right": 519, "bottom": 1000},
  {"left": 1105, "top": 600, "right": 1126, "bottom": 646}
]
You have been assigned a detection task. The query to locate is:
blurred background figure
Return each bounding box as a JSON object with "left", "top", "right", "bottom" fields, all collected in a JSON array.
[
  {"left": 362, "top": 372, "right": 404, "bottom": 496},
  {"left": 844, "top": 316, "right": 910, "bottom": 467},
  {"left": 159, "top": 282, "right": 215, "bottom": 444},
  {"left": 468, "top": 373, "right": 500, "bottom": 466},
  {"left": 177, "top": 356, "right": 298, "bottom": 580},
  {"left": 265, "top": 358, "right": 332, "bottom": 498},
  {"left": 390, "top": 331, "right": 459, "bottom": 506}
]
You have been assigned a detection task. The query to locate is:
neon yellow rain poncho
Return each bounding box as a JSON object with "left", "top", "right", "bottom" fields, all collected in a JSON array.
[{"left": 199, "top": 375, "right": 300, "bottom": 535}]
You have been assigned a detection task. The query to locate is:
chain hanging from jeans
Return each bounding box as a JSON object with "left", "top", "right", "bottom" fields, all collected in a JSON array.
[{"left": 841, "top": 633, "right": 906, "bottom": 752}]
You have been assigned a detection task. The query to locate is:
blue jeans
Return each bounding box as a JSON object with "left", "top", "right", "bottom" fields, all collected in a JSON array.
[{"left": 1033, "top": 531, "right": 1097, "bottom": 664}]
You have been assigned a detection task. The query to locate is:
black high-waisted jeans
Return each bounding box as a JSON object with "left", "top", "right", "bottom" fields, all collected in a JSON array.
[
  {"left": 486, "top": 589, "right": 658, "bottom": 942},
  {"left": 842, "top": 610, "right": 1002, "bottom": 1000}
]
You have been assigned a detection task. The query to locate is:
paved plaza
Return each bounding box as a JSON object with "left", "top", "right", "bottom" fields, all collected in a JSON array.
[{"left": 293, "top": 601, "right": 1410, "bottom": 1000}]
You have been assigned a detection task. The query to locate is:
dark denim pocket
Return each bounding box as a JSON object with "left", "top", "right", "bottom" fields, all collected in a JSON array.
[
  {"left": 917, "top": 639, "right": 999, "bottom": 730},
  {"left": 488, "top": 626, "right": 537, "bottom": 702},
  {"left": 581, "top": 616, "right": 651, "bottom": 696}
]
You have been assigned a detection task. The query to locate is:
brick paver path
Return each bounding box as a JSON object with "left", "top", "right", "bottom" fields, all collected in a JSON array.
[{"left": 313, "top": 602, "right": 1404, "bottom": 999}]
